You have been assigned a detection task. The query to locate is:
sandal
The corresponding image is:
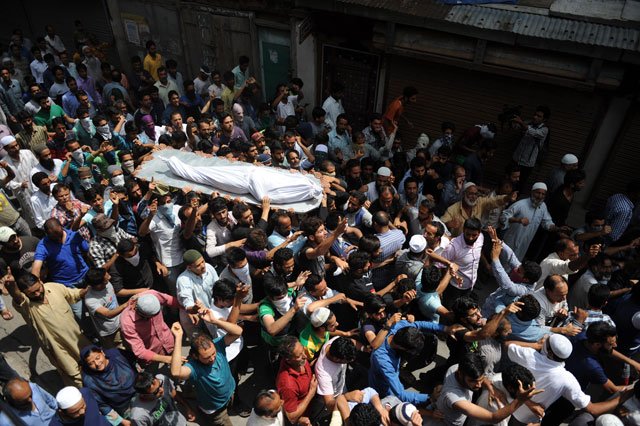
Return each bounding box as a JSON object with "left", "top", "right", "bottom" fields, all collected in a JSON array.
[{"left": 1, "top": 309, "right": 13, "bottom": 320}]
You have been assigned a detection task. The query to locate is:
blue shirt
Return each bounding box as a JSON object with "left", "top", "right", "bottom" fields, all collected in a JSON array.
[
  {"left": 566, "top": 333, "right": 608, "bottom": 390},
  {"left": 369, "top": 320, "right": 444, "bottom": 404},
  {"left": 185, "top": 336, "right": 235, "bottom": 411},
  {"left": 506, "top": 314, "right": 548, "bottom": 343},
  {"left": 35, "top": 230, "right": 89, "bottom": 286},
  {"left": 267, "top": 230, "right": 307, "bottom": 257},
  {"left": 0, "top": 382, "right": 57, "bottom": 426}
]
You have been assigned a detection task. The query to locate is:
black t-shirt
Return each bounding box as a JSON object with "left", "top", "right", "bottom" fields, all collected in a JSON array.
[
  {"left": 446, "top": 327, "right": 478, "bottom": 367},
  {"left": 0, "top": 236, "right": 39, "bottom": 275},
  {"left": 110, "top": 243, "right": 154, "bottom": 302}
]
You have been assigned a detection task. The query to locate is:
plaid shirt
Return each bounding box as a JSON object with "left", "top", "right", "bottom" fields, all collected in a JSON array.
[
  {"left": 51, "top": 201, "right": 92, "bottom": 241},
  {"left": 583, "top": 310, "right": 616, "bottom": 330},
  {"left": 88, "top": 228, "right": 135, "bottom": 268}
]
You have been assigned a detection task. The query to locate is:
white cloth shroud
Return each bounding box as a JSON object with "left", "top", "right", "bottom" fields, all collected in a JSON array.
[{"left": 162, "top": 156, "right": 323, "bottom": 205}]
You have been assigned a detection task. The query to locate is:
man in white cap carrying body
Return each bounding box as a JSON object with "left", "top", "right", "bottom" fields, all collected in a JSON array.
[
  {"left": 0, "top": 135, "right": 38, "bottom": 229},
  {"left": 500, "top": 182, "right": 560, "bottom": 261},
  {"left": 547, "top": 153, "right": 579, "bottom": 193},
  {"left": 441, "top": 182, "right": 516, "bottom": 237},
  {"left": 50, "top": 386, "right": 110, "bottom": 426},
  {"left": 506, "top": 334, "right": 632, "bottom": 425}
]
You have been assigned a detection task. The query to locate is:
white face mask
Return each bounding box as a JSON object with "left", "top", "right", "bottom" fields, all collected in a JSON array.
[
  {"left": 72, "top": 148, "right": 84, "bottom": 165},
  {"left": 124, "top": 251, "right": 140, "bottom": 266},
  {"left": 80, "top": 178, "right": 93, "bottom": 189},
  {"left": 122, "top": 160, "right": 135, "bottom": 173},
  {"left": 231, "top": 263, "right": 251, "bottom": 285},
  {"left": 81, "top": 117, "right": 92, "bottom": 132},
  {"left": 111, "top": 175, "right": 125, "bottom": 187},
  {"left": 272, "top": 295, "right": 292, "bottom": 316},
  {"left": 96, "top": 124, "right": 111, "bottom": 140}
]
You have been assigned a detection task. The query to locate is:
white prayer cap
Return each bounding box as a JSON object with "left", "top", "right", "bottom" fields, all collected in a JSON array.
[
  {"left": 393, "top": 403, "right": 418, "bottom": 426},
  {"left": 0, "top": 226, "right": 17, "bottom": 243},
  {"left": 310, "top": 307, "right": 331, "bottom": 327},
  {"left": 632, "top": 311, "right": 640, "bottom": 329},
  {"left": 595, "top": 414, "right": 624, "bottom": 426},
  {"left": 548, "top": 334, "right": 572, "bottom": 360},
  {"left": 531, "top": 182, "right": 547, "bottom": 192},
  {"left": 462, "top": 182, "right": 476, "bottom": 192},
  {"left": 0, "top": 136, "right": 16, "bottom": 147},
  {"left": 409, "top": 235, "right": 427, "bottom": 254},
  {"left": 377, "top": 167, "right": 391, "bottom": 177},
  {"left": 315, "top": 144, "right": 328, "bottom": 154},
  {"left": 561, "top": 154, "right": 579, "bottom": 165},
  {"left": 56, "top": 386, "right": 83, "bottom": 410},
  {"left": 136, "top": 293, "right": 161, "bottom": 317}
]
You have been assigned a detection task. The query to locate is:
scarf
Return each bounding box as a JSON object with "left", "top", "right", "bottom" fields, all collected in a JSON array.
[{"left": 79, "top": 345, "right": 136, "bottom": 415}]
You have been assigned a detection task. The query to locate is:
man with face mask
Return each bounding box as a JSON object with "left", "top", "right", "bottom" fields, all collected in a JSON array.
[
  {"left": 4, "top": 270, "right": 90, "bottom": 386},
  {"left": 219, "top": 248, "right": 255, "bottom": 304},
  {"left": 233, "top": 103, "right": 257, "bottom": 140},
  {"left": 106, "top": 165, "right": 125, "bottom": 188},
  {"left": 110, "top": 239, "right": 155, "bottom": 302},
  {"left": 88, "top": 213, "right": 135, "bottom": 269},
  {"left": 139, "top": 191, "right": 185, "bottom": 296},
  {"left": 50, "top": 386, "right": 110, "bottom": 426},
  {"left": 60, "top": 139, "right": 98, "bottom": 195},
  {"left": 500, "top": 182, "right": 560, "bottom": 261},
  {"left": 0, "top": 377, "right": 58, "bottom": 425}
]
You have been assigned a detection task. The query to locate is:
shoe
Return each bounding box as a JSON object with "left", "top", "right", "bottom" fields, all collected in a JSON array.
[{"left": 231, "top": 402, "right": 251, "bottom": 418}]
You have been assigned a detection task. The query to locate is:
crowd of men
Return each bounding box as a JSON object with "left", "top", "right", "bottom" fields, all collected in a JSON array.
[{"left": 0, "top": 20, "right": 639, "bottom": 426}]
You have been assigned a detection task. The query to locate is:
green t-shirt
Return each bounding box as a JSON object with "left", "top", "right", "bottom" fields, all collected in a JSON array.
[
  {"left": 299, "top": 322, "right": 329, "bottom": 361},
  {"left": 34, "top": 104, "right": 65, "bottom": 130},
  {"left": 259, "top": 288, "right": 296, "bottom": 347}
]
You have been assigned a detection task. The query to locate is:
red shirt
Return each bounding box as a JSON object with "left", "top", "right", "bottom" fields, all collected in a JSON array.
[
  {"left": 276, "top": 359, "right": 313, "bottom": 414},
  {"left": 383, "top": 96, "right": 404, "bottom": 134}
]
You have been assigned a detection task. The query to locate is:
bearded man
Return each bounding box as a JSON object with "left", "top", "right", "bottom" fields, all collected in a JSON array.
[
  {"left": 500, "top": 182, "right": 561, "bottom": 261},
  {"left": 441, "top": 182, "right": 515, "bottom": 237}
]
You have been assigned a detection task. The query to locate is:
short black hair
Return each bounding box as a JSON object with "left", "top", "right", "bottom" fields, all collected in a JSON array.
[
  {"left": 587, "top": 283, "right": 610, "bottom": 309},
  {"left": 502, "top": 364, "right": 534, "bottom": 396},
  {"left": 134, "top": 371, "right": 155, "bottom": 393},
  {"left": 349, "top": 403, "right": 381, "bottom": 426},
  {"left": 226, "top": 247, "right": 246, "bottom": 266},
  {"left": 273, "top": 248, "right": 293, "bottom": 268},
  {"left": 328, "top": 337, "right": 356, "bottom": 363},
  {"left": 358, "top": 235, "right": 380, "bottom": 255},
  {"left": 363, "top": 294, "right": 386, "bottom": 315},
  {"left": 586, "top": 321, "right": 617, "bottom": 345},
  {"left": 458, "top": 352, "right": 486, "bottom": 380},
  {"left": 393, "top": 326, "right": 424, "bottom": 358},
  {"left": 348, "top": 251, "right": 370, "bottom": 271},
  {"left": 212, "top": 278, "right": 236, "bottom": 302},
  {"left": 303, "top": 274, "right": 323, "bottom": 293},
  {"left": 451, "top": 297, "right": 479, "bottom": 322},
  {"left": 463, "top": 217, "right": 482, "bottom": 232},
  {"left": 521, "top": 261, "right": 542, "bottom": 283},
  {"left": 85, "top": 267, "right": 106, "bottom": 286},
  {"left": 515, "top": 294, "right": 541, "bottom": 322},
  {"left": 403, "top": 86, "right": 418, "bottom": 98},
  {"left": 420, "top": 265, "right": 443, "bottom": 293},
  {"left": 536, "top": 105, "right": 551, "bottom": 120}
]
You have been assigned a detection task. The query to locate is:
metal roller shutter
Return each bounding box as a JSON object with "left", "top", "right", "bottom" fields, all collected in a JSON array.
[
  {"left": 590, "top": 104, "right": 640, "bottom": 208},
  {"left": 385, "top": 56, "right": 605, "bottom": 187}
]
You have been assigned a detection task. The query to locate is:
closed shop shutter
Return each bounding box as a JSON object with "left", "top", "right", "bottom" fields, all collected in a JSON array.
[
  {"left": 590, "top": 104, "right": 640, "bottom": 207},
  {"left": 384, "top": 56, "right": 605, "bottom": 187},
  {"left": 4, "top": 0, "right": 112, "bottom": 55}
]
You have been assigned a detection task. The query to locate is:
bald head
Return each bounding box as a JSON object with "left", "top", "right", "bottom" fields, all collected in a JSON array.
[{"left": 4, "top": 378, "right": 33, "bottom": 410}]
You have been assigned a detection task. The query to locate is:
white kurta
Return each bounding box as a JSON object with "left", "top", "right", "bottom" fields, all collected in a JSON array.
[{"left": 500, "top": 198, "right": 555, "bottom": 261}]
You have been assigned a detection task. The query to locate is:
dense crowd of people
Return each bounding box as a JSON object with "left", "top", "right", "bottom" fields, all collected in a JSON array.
[{"left": 0, "top": 19, "right": 639, "bottom": 426}]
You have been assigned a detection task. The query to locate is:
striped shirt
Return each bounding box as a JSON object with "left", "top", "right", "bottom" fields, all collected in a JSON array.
[{"left": 605, "top": 193, "right": 634, "bottom": 242}]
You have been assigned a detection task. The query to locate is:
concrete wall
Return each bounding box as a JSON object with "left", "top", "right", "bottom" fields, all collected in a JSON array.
[{"left": 294, "top": 19, "right": 316, "bottom": 107}]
